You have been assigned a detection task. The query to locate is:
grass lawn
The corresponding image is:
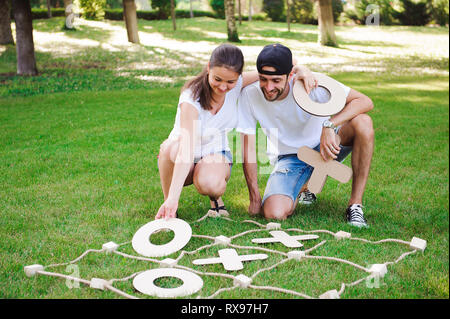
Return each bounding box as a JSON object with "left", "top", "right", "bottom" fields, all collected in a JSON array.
[{"left": 0, "top": 17, "right": 448, "bottom": 299}]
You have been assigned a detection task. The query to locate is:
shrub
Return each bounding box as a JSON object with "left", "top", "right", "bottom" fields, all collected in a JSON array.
[
  {"left": 263, "top": 0, "right": 285, "bottom": 22},
  {"left": 431, "top": 0, "right": 449, "bottom": 25},
  {"left": 209, "top": 0, "right": 225, "bottom": 19},
  {"left": 395, "top": 0, "right": 432, "bottom": 26},
  {"left": 76, "top": 0, "right": 106, "bottom": 20},
  {"left": 152, "top": 0, "right": 178, "bottom": 19},
  {"left": 104, "top": 9, "right": 217, "bottom": 21},
  {"left": 351, "top": 0, "right": 398, "bottom": 25},
  {"left": 332, "top": 0, "right": 344, "bottom": 22},
  {"left": 290, "top": 0, "right": 316, "bottom": 24}
]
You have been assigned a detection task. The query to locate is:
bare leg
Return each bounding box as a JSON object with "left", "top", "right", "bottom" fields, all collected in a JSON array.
[
  {"left": 193, "top": 153, "right": 231, "bottom": 208},
  {"left": 338, "top": 114, "right": 374, "bottom": 206},
  {"left": 262, "top": 194, "right": 295, "bottom": 220}
]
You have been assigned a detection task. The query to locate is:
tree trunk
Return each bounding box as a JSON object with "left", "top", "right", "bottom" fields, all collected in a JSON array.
[
  {"left": 0, "top": 0, "right": 14, "bottom": 45},
  {"left": 189, "top": 0, "right": 193, "bottom": 18},
  {"left": 248, "top": 0, "right": 252, "bottom": 21},
  {"left": 170, "top": 0, "right": 176, "bottom": 30},
  {"left": 63, "top": 0, "right": 74, "bottom": 29},
  {"left": 12, "top": 0, "right": 38, "bottom": 75},
  {"left": 238, "top": 0, "right": 241, "bottom": 25},
  {"left": 46, "top": 0, "right": 52, "bottom": 18},
  {"left": 225, "top": 0, "right": 239, "bottom": 42},
  {"left": 317, "top": 0, "right": 337, "bottom": 46},
  {"left": 286, "top": 0, "right": 290, "bottom": 32},
  {"left": 123, "top": 0, "right": 140, "bottom": 44}
]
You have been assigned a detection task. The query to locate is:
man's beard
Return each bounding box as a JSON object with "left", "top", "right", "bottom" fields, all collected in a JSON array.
[{"left": 261, "top": 81, "right": 289, "bottom": 101}]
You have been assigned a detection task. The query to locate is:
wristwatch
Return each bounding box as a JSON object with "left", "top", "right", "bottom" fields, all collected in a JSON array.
[{"left": 322, "top": 119, "right": 336, "bottom": 130}]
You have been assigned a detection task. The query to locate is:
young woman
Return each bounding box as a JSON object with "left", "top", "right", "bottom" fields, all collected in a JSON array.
[{"left": 155, "top": 44, "right": 316, "bottom": 220}]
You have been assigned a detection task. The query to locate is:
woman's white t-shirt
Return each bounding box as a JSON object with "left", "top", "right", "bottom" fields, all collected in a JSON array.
[{"left": 168, "top": 75, "right": 243, "bottom": 159}]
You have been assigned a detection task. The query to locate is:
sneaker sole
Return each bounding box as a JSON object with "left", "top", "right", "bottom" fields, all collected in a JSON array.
[{"left": 348, "top": 221, "right": 369, "bottom": 228}]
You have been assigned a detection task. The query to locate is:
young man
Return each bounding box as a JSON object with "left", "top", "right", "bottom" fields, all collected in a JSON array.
[{"left": 237, "top": 44, "right": 374, "bottom": 227}]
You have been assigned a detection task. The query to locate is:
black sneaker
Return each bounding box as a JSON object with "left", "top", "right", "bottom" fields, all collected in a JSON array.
[
  {"left": 346, "top": 204, "right": 368, "bottom": 228},
  {"left": 298, "top": 190, "right": 317, "bottom": 205}
]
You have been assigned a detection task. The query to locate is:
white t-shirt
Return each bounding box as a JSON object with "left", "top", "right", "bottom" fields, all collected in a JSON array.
[
  {"left": 168, "top": 75, "right": 243, "bottom": 158},
  {"left": 236, "top": 73, "right": 351, "bottom": 164}
]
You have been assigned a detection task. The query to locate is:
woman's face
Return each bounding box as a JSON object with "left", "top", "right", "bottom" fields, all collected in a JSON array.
[{"left": 208, "top": 65, "right": 240, "bottom": 97}]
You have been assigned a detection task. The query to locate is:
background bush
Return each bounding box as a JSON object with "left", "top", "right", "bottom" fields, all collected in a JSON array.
[
  {"left": 209, "top": 0, "right": 225, "bottom": 19},
  {"left": 263, "top": 0, "right": 285, "bottom": 22},
  {"left": 431, "top": 0, "right": 449, "bottom": 25},
  {"left": 394, "top": 0, "right": 432, "bottom": 26},
  {"left": 152, "top": 0, "right": 178, "bottom": 19},
  {"left": 76, "top": 0, "right": 106, "bottom": 20}
]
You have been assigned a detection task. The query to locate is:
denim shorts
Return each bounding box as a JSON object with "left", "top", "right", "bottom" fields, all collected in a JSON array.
[{"left": 262, "top": 143, "right": 352, "bottom": 205}]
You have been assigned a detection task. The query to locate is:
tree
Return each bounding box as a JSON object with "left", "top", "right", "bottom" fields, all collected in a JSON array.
[
  {"left": 170, "top": 0, "right": 176, "bottom": 30},
  {"left": 286, "top": 0, "right": 291, "bottom": 31},
  {"left": 238, "top": 0, "right": 242, "bottom": 25},
  {"left": 0, "top": 0, "right": 14, "bottom": 45},
  {"left": 123, "top": 0, "right": 139, "bottom": 43},
  {"left": 47, "top": 0, "right": 52, "bottom": 18},
  {"left": 316, "top": 0, "right": 337, "bottom": 46},
  {"left": 225, "top": 0, "right": 240, "bottom": 42},
  {"left": 12, "top": 0, "right": 38, "bottom": 75}
]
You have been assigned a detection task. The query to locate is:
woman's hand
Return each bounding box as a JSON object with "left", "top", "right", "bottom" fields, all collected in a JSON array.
[
  {"left": 292, "top": 65, "right": 318, "bottom": 94},
  {"left": 155, "top": 197, "right": 178, "bottom": 219}
]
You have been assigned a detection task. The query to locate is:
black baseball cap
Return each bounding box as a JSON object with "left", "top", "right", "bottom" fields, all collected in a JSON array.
[{"left": 256, "top": 44, "right": 293, "bottom": 75}]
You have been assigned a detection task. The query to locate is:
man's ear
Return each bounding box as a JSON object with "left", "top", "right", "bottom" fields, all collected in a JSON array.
[{"left": 207, "top": 62, "right": 210, "bottom": 72}]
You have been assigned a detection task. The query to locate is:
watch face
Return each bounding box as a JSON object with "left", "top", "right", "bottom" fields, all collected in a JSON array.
[{"left": 323, "top": 120, "right": 332, "bottom": 128}]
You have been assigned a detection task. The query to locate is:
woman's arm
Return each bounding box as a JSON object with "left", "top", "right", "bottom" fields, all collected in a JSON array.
[
  {"left": 155, "top": 102, "right": 198, "bottom": 219},
  {"left": 291, "top": 65, "right": 318, "bottom": 94},
  {"left": 242, "top": 71, "right": 259, "bottom": 88}
]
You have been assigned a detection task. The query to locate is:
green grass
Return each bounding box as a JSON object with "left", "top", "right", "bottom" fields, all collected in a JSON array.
[{"left": 0, "top": 17, "right": 448, "bottom": 299}]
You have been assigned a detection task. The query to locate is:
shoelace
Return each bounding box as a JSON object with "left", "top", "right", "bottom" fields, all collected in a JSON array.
[
  {"left": 348, "top": 205, "right": 366, "bottom": 223},
  {"left": 302, "top": 190, "right": 316, "bottom": 201}
]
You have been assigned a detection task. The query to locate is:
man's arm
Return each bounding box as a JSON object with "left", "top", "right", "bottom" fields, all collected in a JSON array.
[
  {"left": 241, "top": 133, "right": 262, "bottom": 216},
  {"left": 321, "top": 88, "right": 374, "bottom": 160}
]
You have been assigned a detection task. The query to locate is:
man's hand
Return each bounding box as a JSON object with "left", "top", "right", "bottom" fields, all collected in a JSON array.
[
  {"left": 155, "top": 197, "right": 178, "bottom": 219},
  {"left": 320, "top": 128, "right": 341, "bottom": 161},
  {"left": 248, "top": 195, "right": 262, "bottom": 216}
]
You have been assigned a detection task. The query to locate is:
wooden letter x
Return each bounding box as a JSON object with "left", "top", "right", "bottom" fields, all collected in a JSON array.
[
  {"left": 192, "top": 248, "right": 268, "bottom": 271},
  {"left": 297, "top": 146, "right": 353, "bottom": 194},
  {"left": 252, "top": 231, "right": 319, "bottom": 248}
]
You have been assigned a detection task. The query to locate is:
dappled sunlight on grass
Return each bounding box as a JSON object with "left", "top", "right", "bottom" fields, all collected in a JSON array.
[{"left": 1, "top": 17, "right": 448, "bottom": 97}]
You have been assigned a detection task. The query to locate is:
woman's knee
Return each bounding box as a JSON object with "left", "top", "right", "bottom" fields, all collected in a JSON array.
[
  {"left": 159, "top": 139, "right": 179, "bottom": 163},
  {"left": 194, "top": 173, "right": 227, "bottom": 197}
]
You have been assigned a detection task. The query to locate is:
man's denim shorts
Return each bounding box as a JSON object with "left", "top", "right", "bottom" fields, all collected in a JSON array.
[{"left": 262, "top": 143, "right": 352, "bottom": 205}]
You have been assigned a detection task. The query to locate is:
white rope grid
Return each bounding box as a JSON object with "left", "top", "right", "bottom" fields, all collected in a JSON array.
[{"left": 28, "top": 212, "right": 422, "bottom": 299}]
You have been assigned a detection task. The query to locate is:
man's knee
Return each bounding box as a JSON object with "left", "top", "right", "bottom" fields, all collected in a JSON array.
[
  {"left": 351, "top": 114, "right": 374, "bottom": 140},
  {"left": 262, "top": 195, "right": 293, "bottom": 220}
]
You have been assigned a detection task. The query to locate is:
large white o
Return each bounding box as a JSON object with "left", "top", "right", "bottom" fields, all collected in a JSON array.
[
  {"left": 132, "top": 218, "right": 192, "bottom": 257},
  {"left": 293, "top": 72, "right": 347, "bottom": 117},
  {"left": 133, "top": 268, "right": 203, "bottom": 298}
]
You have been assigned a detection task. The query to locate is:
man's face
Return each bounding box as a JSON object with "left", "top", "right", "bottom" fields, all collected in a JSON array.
[{"left": 259, "top": 66, "right": 289, "bottom": 101}]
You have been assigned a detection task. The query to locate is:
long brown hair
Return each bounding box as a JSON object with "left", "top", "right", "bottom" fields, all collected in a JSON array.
[{"left": 182, "top": 44, "right": 244, "bottom": 111}]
